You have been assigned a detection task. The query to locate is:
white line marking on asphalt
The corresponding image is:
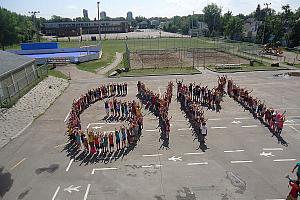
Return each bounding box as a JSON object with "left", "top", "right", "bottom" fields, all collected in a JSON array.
[
  {"left": 54, "top": 142, "right": 69, "bottom": 148},
  {"left": 230, "top": 160, "right": 253, "bottom": 164},
  {"left": 263, "top": 148, "right": 283, "bottom": 151},
  {"left": 178, "top": 128, "right": 192, "bottom": 131},
  {"left": 145, "top": 129, "right": 159, "bottom": 132},
  {"left": 142, "top": 165, "right": 152, "bottom": 168},
  {"left": 264, "top": 199, "right": 285, "bottom": 200},
  {"left": 65, "top": 159, "right": 74, "bottom": 172},
  {"left": 52, "top": 186, "right": 60, "bottom": 200},
  {"left": 64, "top": 111, "right": 70, "bottom": 122},
  {"left": 175, "top": 119, "right": 188, "bottom": 122},
  {"left": 107, "top": 122, "right": 121, "bottom": 125},
  {"left": 241, "top": 125, "right": 258, "bottom": 128},
  {"left": 285, "top": 124, "right": 300, "bottom": 126},
  {"left": 289, "top": 126, "right": 300, "bottom": 134},
  {"left": 187, "top": 162, "right": 208, "bottom": 166},
  {"left": 91, "top": 168, "right": 118, "bottom": 174},
  {"left": 143, "top": 154, "right": 162, "bottom": 157},
  {"left": 155, "top": 165, "right": 163, "bottom": 167},
  {"left": 179, "top": 135, "right": 186, "bottom": 137},
  {"left": 273, "top": 159, "right": 296, "bottom": 162},
  {"left": 158, "top": 87, "right": 161, "bottom": 96},
  {"left": 208, "top": 118, "right": 221, "bottom": 121},
  {"left": 184, "top": 152, "right": 205, "bottom": 155},
  {"left": 224, "top": 150, "right": 245, "bottom": 153},
  {"left": 83, "top": 184, "right": 91, "bottom": 200},
  {"left": 211, "top": 126, "right": 227, "bottom": 129},
  {"left": 10, "top": 158, "right": 27, "bottom": 171},
  {"left": 234, "top": 117, "right": 251, "bottom": 120},
  {"left": 11, "top": 121, "right": 33, "bottom": 140}
]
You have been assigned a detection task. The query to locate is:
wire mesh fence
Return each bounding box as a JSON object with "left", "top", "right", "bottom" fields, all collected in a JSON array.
[{"left": 0, "top": 64, "right": 48, "bottom": 108}]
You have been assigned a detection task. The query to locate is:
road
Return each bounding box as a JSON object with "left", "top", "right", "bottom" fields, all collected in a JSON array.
[{"left": 0, "top": 69, "right": 300, "bottom": 200}]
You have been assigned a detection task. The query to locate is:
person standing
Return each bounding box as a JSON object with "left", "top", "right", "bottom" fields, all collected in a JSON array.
[
  {"left": 286, "top": 179, "right": 300, "bottom": 200},
  {"left": 292, "top": 161, "right": 300, "bottom": 181},
  {"left": 201, "top": 122, "right": 208, "bottom": 143},
  {"left": 109, "top": 132, "right": 114, "bottom": 152}
]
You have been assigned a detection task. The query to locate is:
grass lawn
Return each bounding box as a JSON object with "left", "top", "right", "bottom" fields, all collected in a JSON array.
[
  {"left": 48, "top": 69, "right": 69, "bottom": 80},
  {"left": 112, "top": 67, "right": 200, "bottom": 77},
  {"left": 207, "top": 62, "right": 287, "bottom": 73}
]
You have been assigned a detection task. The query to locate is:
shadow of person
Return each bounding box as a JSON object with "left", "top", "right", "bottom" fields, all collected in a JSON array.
[{"left": 0, "top": 167, "right": 13, "bottom": 198}]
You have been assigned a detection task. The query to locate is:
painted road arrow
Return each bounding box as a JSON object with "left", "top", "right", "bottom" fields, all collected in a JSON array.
[
  {"left": 168, "top": 156, "right": 182, "bottom": 162},
  {"left": 64, "top": 185, "right": 81, "bottom": 193},
  {"left": 232, "top": 120, "right": 242, "bottom": 124},
  {"left": 260, "top": 151, "right": 275, "bottom": 158}
]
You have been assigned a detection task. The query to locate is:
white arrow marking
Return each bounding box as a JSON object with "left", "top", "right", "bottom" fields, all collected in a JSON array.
[
  {"left": 260, "top": 152, "right": 275, "bottom": 158},
  {"left": 168, "top": 156, "right": 182, "bottom": 162},
  {"left": 64, "top": 185, "right": 81, "bottom": 193},
  {"left": 232, "top": 120, "right": 242, "bottom": 124}
]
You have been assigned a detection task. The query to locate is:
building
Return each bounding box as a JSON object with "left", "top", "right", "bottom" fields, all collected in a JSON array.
[
  {"left": 138, "top": 21, "right": 148, "bottom": 29},
  {"left": 126, "top": 11, "right": 133, "bottom": 22},
  {"left": 83, "top": 9, "right": 88, "bottom": 18},
  {"left": 189, "top": 21, "right": 209, "bottom": 37},
  {"left": 243, "top": 18, "right": 262, "bottom": 41},
  {"left": 100, "top": 11, "right": 106, "bottom": 20},
  {"left": 42, "top": 20, "right": 129, "bottom": 37},
  {"left": 0, "top": 51, "right": 44, "bottom": 104},
  {"left": 150, "top": 20, "right": 160, "bottom": 29}
]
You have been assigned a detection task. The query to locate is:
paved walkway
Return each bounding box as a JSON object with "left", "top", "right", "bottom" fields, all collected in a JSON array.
[
  {"left": 0, "top": 76, "right": 69, "bottom": 149},
  {"left": 96, "top": 52, "right": 123, "bottom": 75}
]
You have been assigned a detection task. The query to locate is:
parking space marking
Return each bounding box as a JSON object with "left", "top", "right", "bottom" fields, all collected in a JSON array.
[
  {"left": 64, "top": 111, "right": 70, "bottom": 122},
  {"left": 289, "top": 126, "right": 300, "bottom": 134},
  {"left": 83, "top": 184, "right": 91, "bottom": 200},
  {"left": 184, "top": 152, "right": 205, "bottom": 155},
  {"left": 65, "top": 159, "right": 74, "bottom": 172},
  {"left": 91, "top": 167, "right": 118, "bottom": 174},
  {"left": 187, "top": 162, "right": 208, "bottom": 166},
  {"left": 263, "top": 148, "right": 283, "bottom": 151},
  {"left": 211, "top": 126, "right": 227, "bottom": 129},
  {"left": 10, "top": 158, "right": 26, "bottom": 171},
  {"left": 54, "top": 142, "right": 69, "bottom": 149},
  {"left": 234, "top": 117, "right": 251, "bottom": 120},
  {"left": 145, "top": 129, "right": 159, "bottom": 132},
  {"left": 142, "top": 165, "right": 152, "bottom": 168},
  {"left": 178, "top": 128, "right": 192, "bottom": 131},
  {"left": 52, "top": 186, "right": 60, "bottom": 200},
  {"left": 264, "top": 199, "right": 285, "bottom": 200},
  {"left": 230, "top": 160, "right": 253, "bottom": 164},
  {"left": 143, "top": 154, "right": 162, "bottom": 157},
  {"left": 273, "top": 159, "right": 296, "bottom": 162},
  {"left": 224, "top": 150, "right": 245, "bottom": 153},
  {"left": 241, "top": 125, "right": 258, "bottom": 128},
  {"left": 207, "top": 118, "right": 221, "bottom": 121}
]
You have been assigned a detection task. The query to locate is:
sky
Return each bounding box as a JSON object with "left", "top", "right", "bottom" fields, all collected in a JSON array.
[{"left": 1, "top": 0, "right": 299, "bottom": 19}]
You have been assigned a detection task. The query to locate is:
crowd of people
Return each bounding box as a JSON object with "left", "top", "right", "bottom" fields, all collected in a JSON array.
[
  {"left": 104, "top": 98, "right": 138, "bottom": 119},
  {"left": 227, "top": 79, "right": 285, "bottom": 135},
  {"left": 176, "top": 76, "right": 226, "bottom": 112},
  {"left": 137, "top": 81, "right": 173, "bottom": 140}
]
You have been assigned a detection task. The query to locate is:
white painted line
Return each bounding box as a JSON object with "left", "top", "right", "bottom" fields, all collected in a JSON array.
[
  {"left": 91, "top": 168, "right": 118, "bottom": 174},
  {"left": 143, "top": 154, "right": 162, "bottom": 157},
  {"left": 234, "top": 117, "right": 250, "bottom": 120},
  {"left": 142, "top": 165, "right": 152, "bottom": 168},
  {"left": 224, "top": 150, "right": 245, "bottom": 153},
  {"left": 208, "top": 118, "right": 221, "bottom": 121},
  {"left": 10, "top": 158, "right": 27, "bottom": 171},
  {"left": 284, "top": 124, "right": 300, "bottom": 126},
  {"left": 64, "top": 111, "right": 70, "bottom": 122},
  {"left": 273, "top": 159, "right": 296, "bottom": 162},
  {"left": 263, "top": 148, "right": 283, "bottom": 151},
  {"left": 187, "top": 162, "right": 208, "bottom": 166},
  {"left": 230, "top": 160, "right": 253, "bottom": 164},
  {"left": 83, "top": 184, "right": 91, "bottom": 200},
  {"left": 145, "top": 129, "right": 159, "bottom": 132},
  {"left": 241, "top": 125, "right": 258, "bottom": 128},
  {"left": 184, "top": 152, "right": 205, "bottom": 155},
  {"left": 11, "top": 120, "right": 34, "bottom": 140},
  {"left": 178, "top": 128, "right": 192, "bottom": 131},
  {"left": 175, "top": 119, "right": 188, "bottom": 122},
  {"left": 54, "top": 142, "right": 69, "bottom": 149},
  {"left": 155, "top": 165, "right": 163, "bottom": 167},
  {"left": 211, "top": 126, "right": 227, "bottom": 129},
  {"left": 264, "top": 199, "right": 285, "bottom": 200},
  {"left": 92, "top": 126, "right": 103, "bottom": 129},
  {"left": 158, "top": 87, "right": 161, "bottom": 96},
  {"left": 107, "top": 122, "right": 121, "bottom": 125},
  {"left": 65, "top": 159, "right": 74, "bottom": 172},
  {"left": 289, "top": 126, "right": 300, "bottom": 134},
  {"left": 52, "top": 186, "right": 60, "bottom": 200},
  {"left": 179, "top": 135, "right": 186, "bottom": 137}
]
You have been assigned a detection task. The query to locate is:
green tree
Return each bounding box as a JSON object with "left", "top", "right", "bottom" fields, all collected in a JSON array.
[
  {"left": 224, "top": 16, "right": 244, "bottom": 40},
  {"left": 203, "top": 3, "right": 222, "bottom": 36}
]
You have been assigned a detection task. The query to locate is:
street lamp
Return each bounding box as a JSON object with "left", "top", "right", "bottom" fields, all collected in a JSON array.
[
  {"left": 97, "top": 1, "right": 101, "bottom": 40},
  {"left": 28, "top": 11, "right": 40, "bottom": 42},
  {"left": 261, "top": 3, "right": 271, "bottom": 45}
]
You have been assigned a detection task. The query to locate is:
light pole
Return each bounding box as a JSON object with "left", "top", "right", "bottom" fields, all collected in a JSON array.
[
  {"left": 28, "top": 11, "right": 40, "bottom": 42},
  {"left": 261, "top": 2, "right": 271, "bottom": 45},
  {"left": 97, "top": 1, "right": 101, "bottom": 40}
]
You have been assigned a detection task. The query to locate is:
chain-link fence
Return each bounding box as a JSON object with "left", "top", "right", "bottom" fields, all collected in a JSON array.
[{"left": 0, "top": 64, "right": 48, "bottom": 108}]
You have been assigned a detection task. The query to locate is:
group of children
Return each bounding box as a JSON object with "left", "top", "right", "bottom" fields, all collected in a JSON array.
[
  {"left": 137, "top": 81, "right": 173, "bottom": 139},
  {"left": 227, "top": 79, "right": 285, "bottom": 135},
  {"left": 104, "top": 98, "right": 138, "bottom": 119}
]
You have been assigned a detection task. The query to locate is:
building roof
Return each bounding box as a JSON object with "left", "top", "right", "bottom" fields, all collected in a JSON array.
[{"left": 0, "top": 50, "right": 34, "bottom": 76}]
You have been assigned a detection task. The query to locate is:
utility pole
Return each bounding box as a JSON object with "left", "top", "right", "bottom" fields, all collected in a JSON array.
[
  {"left": 261, "top": 2, "right": 271, "bottom": 45},
  {"left": 192, "top": 11, "right": 195, "bottom": 30},
  {"left": 97, "top": 1, "right": 101, "bottom": 40},
  {"left": 28, "top": 11, "right": 40, "bottom": 42}
]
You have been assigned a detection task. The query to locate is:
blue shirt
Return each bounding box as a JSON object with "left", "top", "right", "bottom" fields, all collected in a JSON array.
[{"left": 297, "top": 162, "right": 300, "bottom": 174}]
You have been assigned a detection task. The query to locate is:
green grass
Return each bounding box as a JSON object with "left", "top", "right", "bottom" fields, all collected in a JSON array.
[
  {"left": 48, "top": 69, "right": 69, "bottom": 80},
  {"left": 113, "top": 66, "right": 200, "bottom": 77},
  {"left": 207, "top": 62, "right": 287, "bottom": 73},
  {"left": 294, "top": 63, "right": 300, "bottom": 68}
]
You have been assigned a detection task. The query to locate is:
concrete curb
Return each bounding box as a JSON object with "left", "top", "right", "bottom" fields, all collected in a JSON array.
[
  {"left": 206, "top": 67, "right": 292, "bottom": 73},
  {"left": 108, "top": 71, "right": 202, "bottom": 78}
]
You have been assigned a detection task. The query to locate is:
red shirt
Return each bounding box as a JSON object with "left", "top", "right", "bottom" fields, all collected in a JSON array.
[{"left": 289, "top": 182, "right": 300, "bottom": 198}]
